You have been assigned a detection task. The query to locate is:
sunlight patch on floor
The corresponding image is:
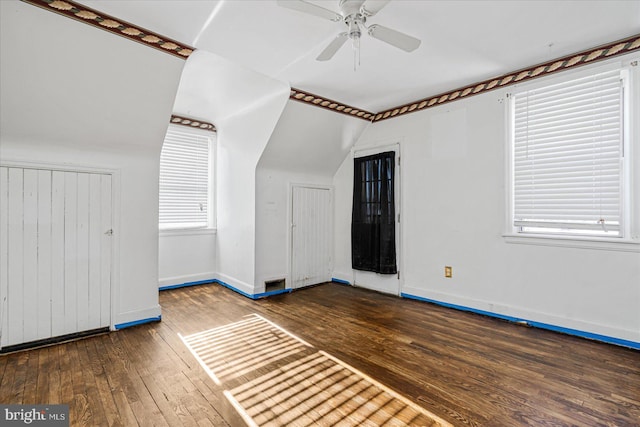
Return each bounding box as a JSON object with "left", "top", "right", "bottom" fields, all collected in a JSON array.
[{"left": 180, "top": 314, "right": 452, "bottom": 426}]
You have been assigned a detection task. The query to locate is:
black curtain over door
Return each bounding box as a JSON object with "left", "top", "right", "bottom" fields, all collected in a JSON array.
[{"left": 351, "top": 151, "right": 397, "bottom": 274}]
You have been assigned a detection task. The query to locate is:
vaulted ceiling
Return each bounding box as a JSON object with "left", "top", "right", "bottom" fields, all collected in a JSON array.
[{"left": 74, "top": 0, "right": 640, "bottom": 115}]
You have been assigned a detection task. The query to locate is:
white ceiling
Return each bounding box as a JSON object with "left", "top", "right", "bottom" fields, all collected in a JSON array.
[{"left": 79, "top": 0, "right": 640, "bottom": 112}]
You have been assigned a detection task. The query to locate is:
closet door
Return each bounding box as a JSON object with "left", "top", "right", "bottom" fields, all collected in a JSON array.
[
  {"left": 0, "top": 167, "right": 112, "bottom": 348},
  {"left": 291, "top": 186, "right": 332, "bottom": 289}
]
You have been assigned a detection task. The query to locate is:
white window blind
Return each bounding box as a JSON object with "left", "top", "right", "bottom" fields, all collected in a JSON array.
[
  {"left": 512, "top": 68, "right": 623, "bottom": 236},
  {"left": 159, "top": 125, "right": 211, "bottom": 229}
]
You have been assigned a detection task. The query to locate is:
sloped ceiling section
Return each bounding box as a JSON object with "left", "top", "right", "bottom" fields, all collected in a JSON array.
[
  {"left": 373, "top": 34, "right": 640, "bottom": 122},
  {"left": 259, "top": 100, "right": 370, "bottom": 175},
  {"left": 171, "top": 49, "right": 291, "bottom": 126},
  {"left": 19, "top": 0, "right": 371, "bottom": 121},
  {"left": 21, "top": 0, "right": 640, "bottom": 124},
  {"left": 3, "top": 0, "right": 184, "bottom": 150},
  {"left": 22, "top": 0, "right": 194, "bottom": 58}
]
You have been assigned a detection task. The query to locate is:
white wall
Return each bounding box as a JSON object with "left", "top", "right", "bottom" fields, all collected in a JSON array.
[
  {"left": 158, "top": 230, "right": 217, "bottom": 287},
  {"left": 255, "top": 101, "right": 370, "bottom": 291},
  {"left": 0, "top": 1, "right": 184, "bottom": 328},
  {"left": 255, "top": 168, "right": 332, "bottom": 292},
  {"left": 166, "top": 57, "right": 371, "bottom": 295},
  {"left": 334, "top": 57, "right": 640, "bottom": 344},
  {"left": 215, "top": 92, "right": 290, "bottom": 294},
  {"left": 163, "top": 50, "right": 291, "bottom": 295}
]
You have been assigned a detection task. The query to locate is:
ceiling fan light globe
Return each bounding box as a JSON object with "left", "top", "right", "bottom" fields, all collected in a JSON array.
[{"left": 347, "top": 19, "right": 361, "bottom": 39}]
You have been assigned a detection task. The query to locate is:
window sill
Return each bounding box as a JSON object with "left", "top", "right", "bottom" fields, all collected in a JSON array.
[
  {"left": 160, "top": 228, "right": 217, "bottom": 237},
  {"left": 503, "top": 233, "right": 640, "bottom": 252}
]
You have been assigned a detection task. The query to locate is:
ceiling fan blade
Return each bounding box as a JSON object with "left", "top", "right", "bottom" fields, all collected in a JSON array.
[
  {"left": 360, "top": 0, "right": 390, "bottom": 17},
  {"left": 316, "top": 33, "right": 349, "bottom": 61},
  {"left": 277, "top": 0, "right": 342, "bottom": 22},
  {"left": 367, "top": 24, "right": 421, "bottom": 52}
]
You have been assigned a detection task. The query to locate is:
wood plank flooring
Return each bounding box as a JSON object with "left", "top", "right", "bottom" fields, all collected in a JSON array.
[
  {"left": 179, "top": 313, "right": 449, "bottom": 426},
  {"left": 1, "top": 282, "right": 639, "bottom": 426}
]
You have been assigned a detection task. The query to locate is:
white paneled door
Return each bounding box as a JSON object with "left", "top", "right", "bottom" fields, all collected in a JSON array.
[
  {"left": 291, "top": 186, "right": 332, "bottom": 289},
  {"left": 0, "top": 166, "right": 112, "bottom": 348}
]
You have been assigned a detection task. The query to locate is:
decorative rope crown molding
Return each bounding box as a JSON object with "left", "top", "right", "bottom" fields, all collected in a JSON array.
[
  {"left": 372, "top": 34, "right": 640, "bottom": 122},
  {"left": 170, "top": 115, "right": 216, "bottom": 132},
  {"left": 20, "top": 0, "right": 640, "bottom": 125},
  {"left": 289, "top": 88, "right": 375, "bottom": 122},
  {"left": 21, "top": 0, "right": 194, "bottom": 59}
]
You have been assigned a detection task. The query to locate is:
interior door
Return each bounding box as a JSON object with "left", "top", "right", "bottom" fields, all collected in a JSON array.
[
  {"left": 0, "top": 166, "right": 112, "bottom": 348},
  {"left": 291, "top": 186, "right": 332, "bottom": 289}
]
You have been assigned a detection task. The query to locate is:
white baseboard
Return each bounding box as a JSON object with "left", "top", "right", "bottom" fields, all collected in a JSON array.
[
  {"left": 158, "top": 272, "right": 217, "bottom": 288},
  {"left": 158, "top": 271, "right": 256, "bottom": 298}
]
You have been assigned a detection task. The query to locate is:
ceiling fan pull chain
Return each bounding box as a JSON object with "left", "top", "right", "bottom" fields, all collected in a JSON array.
[{"left": 353, "top": 35, "right": 360, "bottom": 71}]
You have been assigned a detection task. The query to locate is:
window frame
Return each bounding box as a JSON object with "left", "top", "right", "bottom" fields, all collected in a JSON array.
[
  {"left": 158, "top": 124, "right": 216, "bottom": 234},
  {"left": 504, "top": 56, "right": 640, "bottom": 251}
]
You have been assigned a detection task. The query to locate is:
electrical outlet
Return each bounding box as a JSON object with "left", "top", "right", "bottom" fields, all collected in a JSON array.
[{"left": 444, "top": 266, "right": 452, "bottom": 278}]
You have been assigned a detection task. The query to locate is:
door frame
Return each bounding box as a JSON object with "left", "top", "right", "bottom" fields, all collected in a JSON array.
[
  {"left": 351, "top": 142, "right": 403, "bottom": 296},
  {"left": 289, "top": 183, "right": 334, "bottom": 290},
  {"left": 0, "top": 159, "right": 119, "bottom": 346}
]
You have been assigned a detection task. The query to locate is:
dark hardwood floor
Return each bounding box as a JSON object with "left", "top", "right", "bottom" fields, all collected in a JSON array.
[{"left": 1, "top": 282, "right": 639, "bottom": 426}]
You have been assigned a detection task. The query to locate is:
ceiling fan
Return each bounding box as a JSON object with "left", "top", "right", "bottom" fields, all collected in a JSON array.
[{"left": 277, "top": 0, "right": 421, "bottom": 64}]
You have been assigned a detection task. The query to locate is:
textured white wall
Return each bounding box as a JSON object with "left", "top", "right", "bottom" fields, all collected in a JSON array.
[
  {"left": 254, "top": 101, "right": 369, "bottom": 291},
  {"left": 158, "top": 231, "right": 217, "bottom": 287},
  {"left": 255, "top": 168, "right": 333, "bottom": 292},
  {"left": 164, "top": 50, "right": 291, "bottom": 295},
  {"left": 0, "top": 1, "right": 184, "bottom": 328},
  {"left": 333, "top": 56, "right": 640, "bottom": 344}
]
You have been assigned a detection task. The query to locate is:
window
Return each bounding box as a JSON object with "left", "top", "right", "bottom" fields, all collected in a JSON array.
[
  {"left": 159, "top": 125, "right": 214, "bottom": 230},
  {"left": 509, "top": 64, "right": 628, "bottom": 238}
]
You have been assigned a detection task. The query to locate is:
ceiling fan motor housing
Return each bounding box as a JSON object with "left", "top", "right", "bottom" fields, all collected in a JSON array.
[
  {"left": 340, "top": 0, "right": 368, "bottom": 40},
  {"left": 278, "top": 0, "right": 420, "bottom": 61},
  {"left": 339, "top": 0, "right": 367, "bottom": 17}
]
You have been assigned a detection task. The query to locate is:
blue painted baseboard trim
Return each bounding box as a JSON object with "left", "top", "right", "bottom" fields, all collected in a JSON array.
[
  {"left": 254, "top": 288, "right": 292, "bottom": 298},
  {"left": 159, "top": 279, "right": 216, "bottom": 291},
  {"left": 214, "top": 279, "right": 292, "bottom": 300},
  {"left": 214, "top": 279, "right": 255, "bottom": 299},
  {"left": 331, "top": 278, "right": 351, "bottom": 285},
  {"left": 115, "top": 315, "right": 162, "bottom": 330},
  {"left": 401, "top": 293, "right": 640, "bottom": 350},
  {"left": 159, "top": 277, "right": 293, "bottom": 299}
]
